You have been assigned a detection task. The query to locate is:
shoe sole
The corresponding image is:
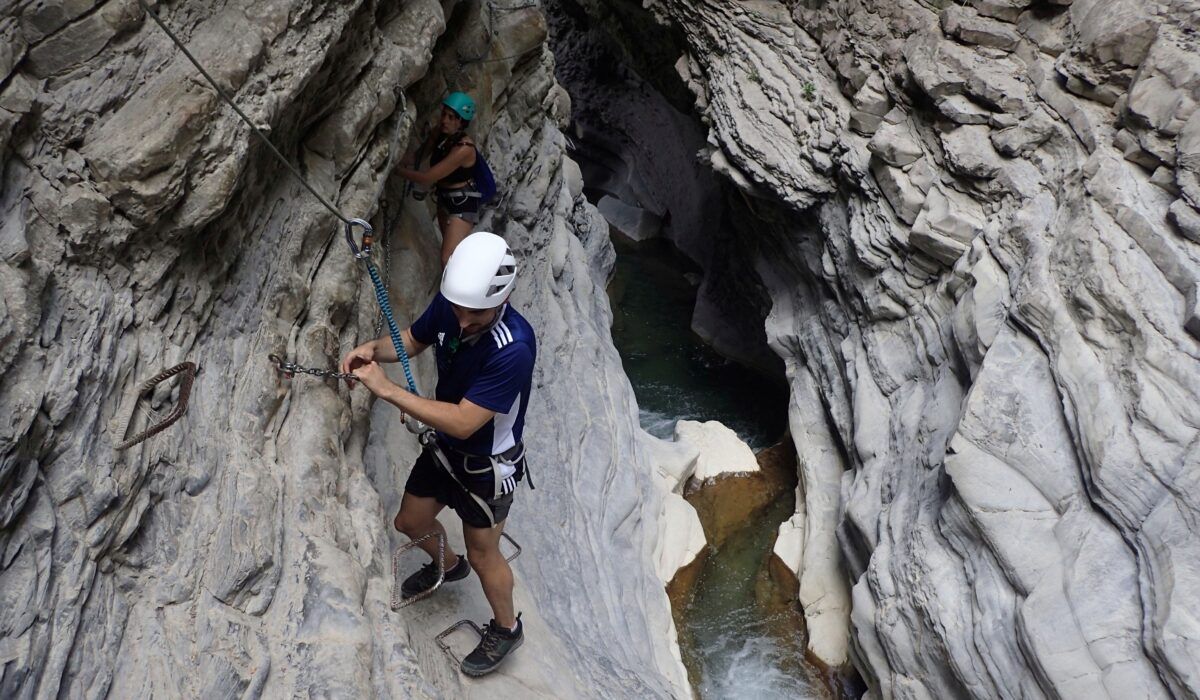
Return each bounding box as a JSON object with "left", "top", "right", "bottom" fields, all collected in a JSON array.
[{"left": 460, "top": 635, "right": 523, "bottom": 677}]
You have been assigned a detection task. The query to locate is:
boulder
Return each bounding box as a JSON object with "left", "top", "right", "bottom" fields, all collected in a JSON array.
[
  {"left": 673, "top": 420, "right": 759, "bottom": 482},
  {"left": 941, "top": 6, "right": 1022, "bottom": 52}
]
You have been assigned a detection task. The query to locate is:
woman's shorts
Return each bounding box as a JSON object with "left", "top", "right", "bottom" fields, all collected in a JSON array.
[
  {"left": 403, "top": 447, "right": 524, "bottom": 528},
  {"left": 437, "top": 188, "right": 480, "bottom": 223}
]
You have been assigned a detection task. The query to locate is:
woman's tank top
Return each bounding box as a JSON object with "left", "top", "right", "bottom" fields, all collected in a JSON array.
[{"left": 431, "top": 136, "right": 475, "bottom": 187}]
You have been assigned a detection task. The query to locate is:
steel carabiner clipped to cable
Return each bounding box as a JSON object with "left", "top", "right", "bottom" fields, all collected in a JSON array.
[{"left": 343, "top": 218, "right": 375, "bottom": 259}]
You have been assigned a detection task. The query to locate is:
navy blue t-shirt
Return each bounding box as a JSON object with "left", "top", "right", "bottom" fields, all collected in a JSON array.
[{"left": 410, "top": 294, "right": 536, "bottom": 455}]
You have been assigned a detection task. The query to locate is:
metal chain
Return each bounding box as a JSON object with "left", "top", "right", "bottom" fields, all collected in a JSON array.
[{"left": 269, "top": 354, "right": 357, "bottom": 382}]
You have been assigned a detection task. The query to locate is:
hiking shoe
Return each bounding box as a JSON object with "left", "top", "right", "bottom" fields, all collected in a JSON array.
[
  {"left": 461, "top": 615, "right": 524, "bottom": 677},
  {"left": 401, "top": 555, "right": 471, "bottom": 599}
]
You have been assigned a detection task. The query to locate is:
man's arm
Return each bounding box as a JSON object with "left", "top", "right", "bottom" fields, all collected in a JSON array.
[
  {"left": 378, "top": 383, "right": 496, "bottom": 440},
  {"left": 339, "top": 329, "right": 427, "bottom": 385},
  {"left": 350, "top": 360, "right": 495, "bottom": 438}
]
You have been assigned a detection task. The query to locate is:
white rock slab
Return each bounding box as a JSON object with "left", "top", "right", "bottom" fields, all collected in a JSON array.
[{"left": 673, "top": 419, "right": 760, "bottom": 481}]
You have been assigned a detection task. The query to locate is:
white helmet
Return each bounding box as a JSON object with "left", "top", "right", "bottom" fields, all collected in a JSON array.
[{"left": 441, "top": 232, "right": 517, "bottom": 309}]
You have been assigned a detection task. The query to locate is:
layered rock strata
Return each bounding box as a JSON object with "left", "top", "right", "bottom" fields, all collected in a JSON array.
[
  {"left": 554, "top": 0, "right": 1200, "bottom": 696},
  {"left": 0, "top": 0, "right": 692, "bottom": 696}
]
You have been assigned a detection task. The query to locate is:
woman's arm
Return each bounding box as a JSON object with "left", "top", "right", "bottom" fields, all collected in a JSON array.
[
  {"left": 398, "top": 144, "right": 476, "bottom": 187},
  {"left": 402, "top": 129, "right": 439, "bottom": 168}
]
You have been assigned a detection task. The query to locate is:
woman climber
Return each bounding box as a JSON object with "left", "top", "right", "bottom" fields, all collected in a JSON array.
[{"left": 399, "top": 92, "right": 483, "bottom": 266}]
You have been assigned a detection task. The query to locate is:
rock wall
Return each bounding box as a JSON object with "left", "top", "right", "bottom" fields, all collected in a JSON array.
[
  {"left": 556, "top": 0, "right": 1200, "bottom": 697},
  {"left": 0, "top": 1, "right": 691, "bottom": 697}
]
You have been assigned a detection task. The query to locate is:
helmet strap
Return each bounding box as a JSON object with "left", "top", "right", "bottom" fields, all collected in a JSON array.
[{"left": 460, "top": 303, "right": 507, "bottom": 346}]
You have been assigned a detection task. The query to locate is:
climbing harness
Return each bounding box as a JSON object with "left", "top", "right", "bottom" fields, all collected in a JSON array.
[
  {"left": 113, "top": 362, "right": 197, "bottom": 451},
  {"left": 417, "top": 429, "right": 528, "bottom": 524}
]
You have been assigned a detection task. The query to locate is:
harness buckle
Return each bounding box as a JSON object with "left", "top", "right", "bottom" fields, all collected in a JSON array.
[{"left": 343, "top": 217, "right": 374, "bottom": 259}]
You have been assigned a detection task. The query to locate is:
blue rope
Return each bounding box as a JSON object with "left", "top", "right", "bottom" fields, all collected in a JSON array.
[{"left": 365, "top": 260, "right": 419, "bottom": 394}]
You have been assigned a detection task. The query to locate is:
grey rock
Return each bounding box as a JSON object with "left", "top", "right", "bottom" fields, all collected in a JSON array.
[
  {"left": 969, "top": 0, "right": 1033, "bottom": 23},
  {"left": 940, "top": 124, "right": 1004, "bottom": 179},
  {"left": 850, "top": 72, "right": 892, "bottom": 136},
  {"left": 577, "top": 0, "right": 1200, "bottom": 696},
  {"left": 1017, "top": 8, "right": 1069, "bottom": 56},
  {"left": 910, "top": 186, "right": 985, "bottom": 265},
  {"left": 990, "top": 108, "right": 1056, "bottom": 156},
  {"left": 867, "top": 118, "right": 923, "bottom": 167},
  {"left": 1070, "top": 0, "right": 1159, "bottom": 68},
  {"left": 0, "top": 0, "right": 693, "bottom": 697},
  {"left": 1169, "top": 198, "right": 1200, "bottom": 242},
  {"left": 905, "top": 30, "right": 1034, "bottom": 117},
  {"left": 871, "top": 160, "right": 926, "bottom": 225},
  {"left": 23, "top": 0, "right": 144, "bottom": 78},
  {"left": 937, "top": 94, "right": 994, "bottom": 124},
  {"left": 941, "top": 6, "right": 1022, "bottom": 52},
  {"left": 1178, "top": 110, "right": 1200, "bottom": 207}
]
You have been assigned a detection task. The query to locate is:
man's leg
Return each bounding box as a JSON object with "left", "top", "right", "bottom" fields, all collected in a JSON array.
[
  {"left": 394, "top": 492, "right": 458, "bottom": 570},
  {"left": 463, "top": 520, "right": 515, "bottom": 628}
]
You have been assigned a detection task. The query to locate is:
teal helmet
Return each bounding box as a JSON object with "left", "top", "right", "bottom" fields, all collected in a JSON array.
[{"left": 442, "top": 92, "right": 476, "bottom": 121}]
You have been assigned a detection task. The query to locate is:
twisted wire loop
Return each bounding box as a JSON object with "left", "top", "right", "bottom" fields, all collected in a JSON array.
[
  {"left": 435, "top": 620, "right": 485, "bottom": 667},
  {"left": 113, "top": 362, "right": 198, "bottom": 451},
  {"left": 391, "top": 531, "right": 446, "bottom": 610},
  {"left": 499, "top": 531, "right": 522, "bottom": 563}
]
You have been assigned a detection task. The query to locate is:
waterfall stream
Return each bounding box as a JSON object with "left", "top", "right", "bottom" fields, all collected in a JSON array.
[{"left": 607, "top": 236, "right": 829, "bottom": 700}]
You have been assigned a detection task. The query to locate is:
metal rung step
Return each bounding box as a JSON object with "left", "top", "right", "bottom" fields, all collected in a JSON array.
[{"left": 390, "top": 532, "right": 522, "bottom": 610}]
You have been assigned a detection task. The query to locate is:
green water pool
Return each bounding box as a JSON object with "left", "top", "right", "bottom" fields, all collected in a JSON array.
[
  {"left": 607, "top": 237, "right": 789, "bottom": 450},
  {"left": 607, "top": 236, "right": 826, "bottom": 699}
]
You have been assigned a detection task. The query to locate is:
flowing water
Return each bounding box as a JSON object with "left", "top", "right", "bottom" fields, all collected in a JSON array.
[
  {"left": 607, "top": 236, "right": 827, "bottom": 699},
  {"left": 685, "top": 497, "right": 822, "bottom": 699},
  {"left": 608, "top": 237, "right": 788, "bottom": 450}
]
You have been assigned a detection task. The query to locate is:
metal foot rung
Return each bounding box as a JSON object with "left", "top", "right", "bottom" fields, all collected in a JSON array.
[
  {"left": 435, "top": 619, "right": 483, "bottom": 667},
  {"left": 389, "top": 532, "right": 522, "bottom": 611},
  {"left": 391, "top": 531, "right": 445, "bottom": 610},
  {"left": 499, "top": 532, "right": 522, "bottom": 563}
]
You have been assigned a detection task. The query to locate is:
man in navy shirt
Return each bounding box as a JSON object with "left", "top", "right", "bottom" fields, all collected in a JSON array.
[{"left": 341, "top": 232, "right": 535, "bottom": 676}]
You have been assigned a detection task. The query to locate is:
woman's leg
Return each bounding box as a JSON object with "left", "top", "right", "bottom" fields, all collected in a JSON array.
[{"left": 440, "top": 214, "right": 474, "bottom": 266}]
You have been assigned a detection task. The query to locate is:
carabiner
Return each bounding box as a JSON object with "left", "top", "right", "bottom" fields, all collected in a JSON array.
[{"left": 343, "top": 218, "right": 374, "bottom": 259}]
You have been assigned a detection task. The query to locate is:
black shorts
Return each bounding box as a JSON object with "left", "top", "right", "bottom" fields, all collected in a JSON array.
[
  {"left": 404, "top": 447, "right": 523, "bottom": 528},
  {"left": 437, "top": 188, "right": 480, "bottom": 223}
]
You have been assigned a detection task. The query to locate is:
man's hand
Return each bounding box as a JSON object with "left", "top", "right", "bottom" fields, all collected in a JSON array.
[
  {"left": 351, "top": 361, "right": 396, "bottom": 397},
  {"left": 340, "top": 342, "right": 376, "bottom": 389}
]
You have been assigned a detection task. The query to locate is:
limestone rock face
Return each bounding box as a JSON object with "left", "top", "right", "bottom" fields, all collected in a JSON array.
[
  {"left": 0, "top": 1, "right": 691, "bottom": 697},
  {"left": 557, "top": 0, "right": 1200, "bottom": 696}
]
